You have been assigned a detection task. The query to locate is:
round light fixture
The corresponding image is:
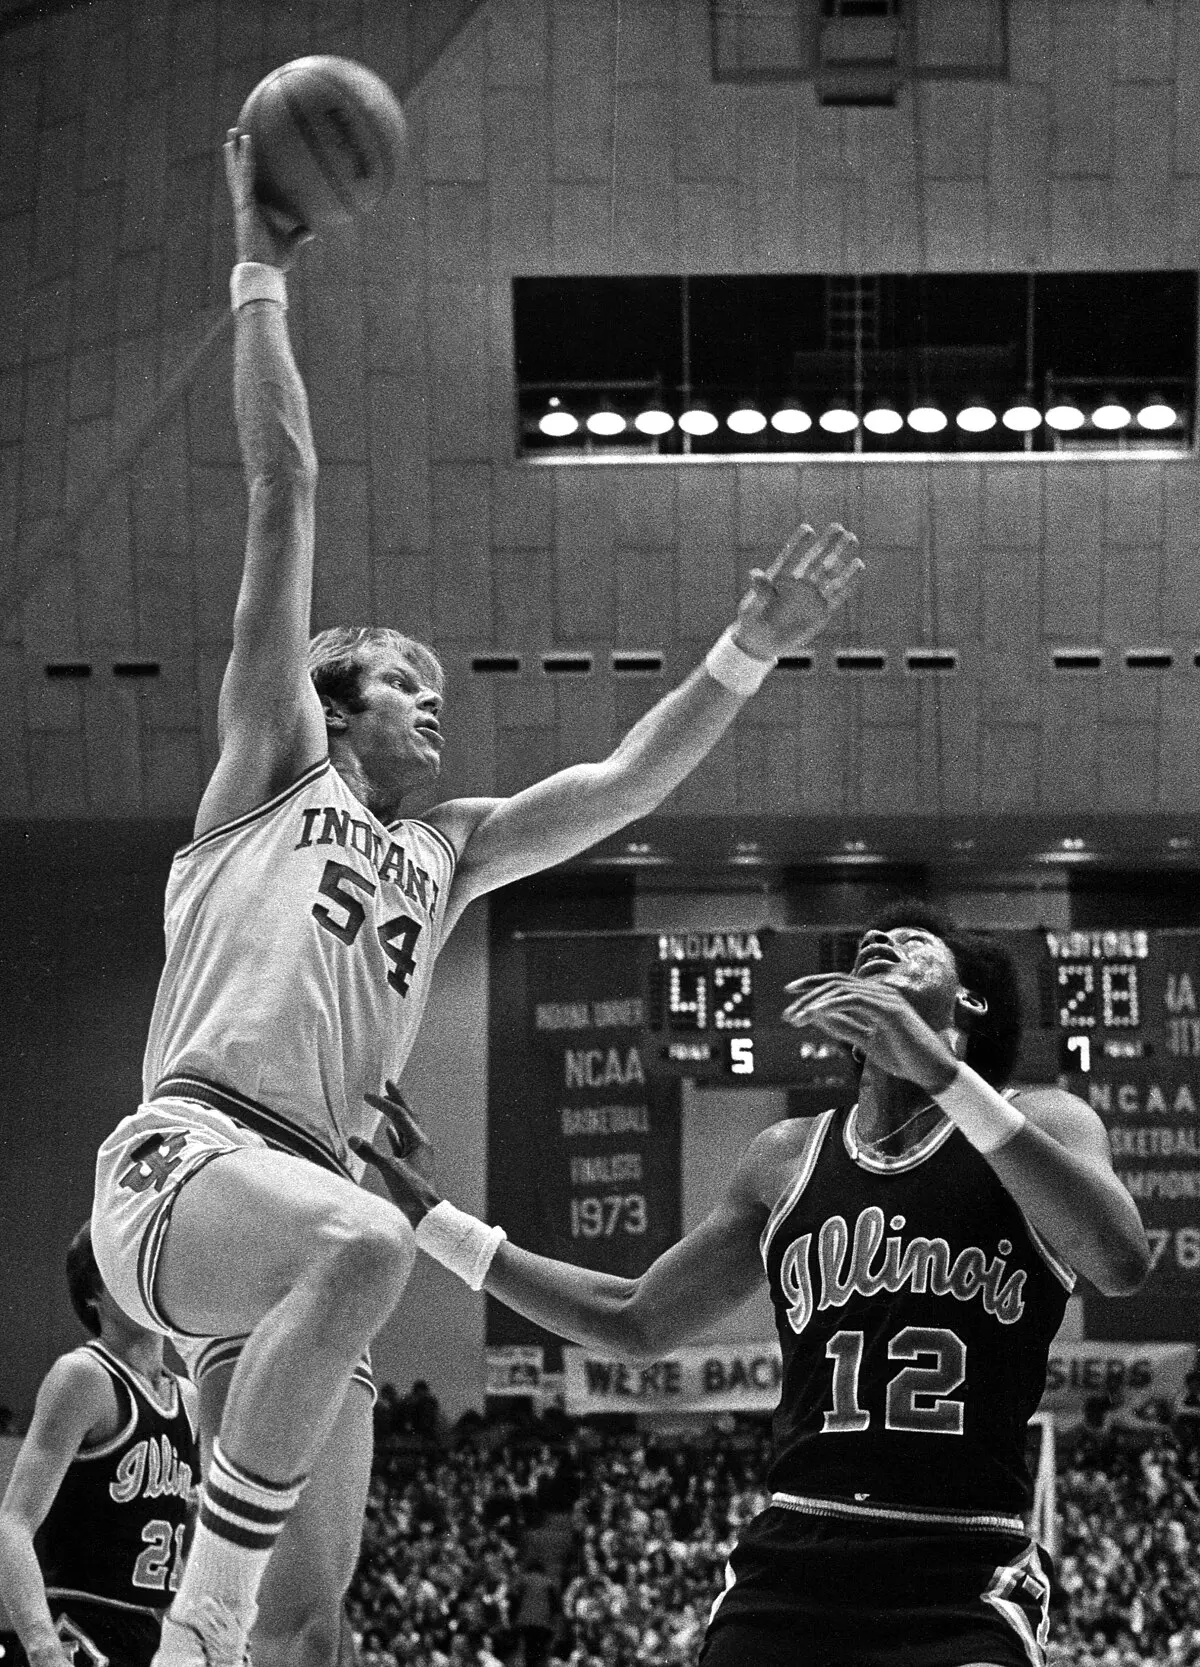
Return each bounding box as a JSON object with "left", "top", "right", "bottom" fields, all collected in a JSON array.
[
  {"left": 679, "top": 403, "right": 718, "bottom": 436},
  {"left": 586, "top": 407, "right": 626, "bottom": 436},
  {"left": 956, "top": 401, "right": 997, "bottom": 433},
  {"left": 863, "top": 401, "right": 903, "bottom": 435},
  {"left": 819, "top": 400, "right": 859, "bottom": 434},
  {"left": 770, "top": 401, "right": 812, "bottom": 435},
  {"left": 1091, "top": 397, "right": 1131, "bottom": 431},
  {"left": 1001, "top": 402, "right": 1042, "bottom": 432},
  {"left": 907, "top": 404, "right": 948, "bottom": 434},
  {"left": 727, "top": 402, "right": 767, "bottom": 435},
  {"left": 539, "top": 407, "right": 579, "bottom": 438},
  {"left": 1137, "top": 399, "right": 1177, "bottom": 431},
  {"left": 634, "top": 406, "right": 674, "bottom": 435},
  {"left": 1045, "top": 402, "right": 1085, "bottom": 431}
]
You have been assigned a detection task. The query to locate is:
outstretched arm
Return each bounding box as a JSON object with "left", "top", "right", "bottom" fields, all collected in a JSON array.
[
  {"left": 352, "top": 1097, "right": 770, "bottom": 1358},
  {"left": 0, "top": 1356, "right": 119, "bottom": 1667},
  {"left": 784, "top": 975, "right": 1151, "bottom": 1295},
  {"left": 432, "top": 523, "right": 863, "bottom": 927},
  {"left": 193, "top": 131, "right": 325, "bottom": 840},
  {"left": 482, "top": 1190, "right": 767, "bottom": 1358}
]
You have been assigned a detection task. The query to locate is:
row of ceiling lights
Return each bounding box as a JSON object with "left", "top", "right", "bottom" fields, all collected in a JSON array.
[
  {"left": 606, "top": 832, "right": 1198, "bottom": 866},
  {"left": 538, "top": 396, "right": 1181, "bottom": 439}
]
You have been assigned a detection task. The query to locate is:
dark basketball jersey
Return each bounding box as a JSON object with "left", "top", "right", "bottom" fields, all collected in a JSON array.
[
  {"left": 761, "top": 1103, "right": 1073, "bottom": 1520},
  {"left": 35, "top": 1343, "right": 198, "bottom": 1609}
]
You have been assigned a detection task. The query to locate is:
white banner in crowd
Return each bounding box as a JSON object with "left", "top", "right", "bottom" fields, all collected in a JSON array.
[
  {"left": 564, "top": 1342, "right": 783, "bottom": 1415},
  {"left": 562, "top": 1339, "right": 1198, "bottom": 1419},
  {"left": 1041, "top": 1341, "right": 1195, "bottom": 1419},
  {"left": 486, "top": 1345, "right": 546, "bottom": 1396}
]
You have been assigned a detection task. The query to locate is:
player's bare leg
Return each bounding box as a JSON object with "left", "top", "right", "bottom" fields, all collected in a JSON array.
[
  {"left": 197, "top": 1365, "right": 374, "bottom": 1667},
  {"left": 150, "top": 1149, "right": 414, "bottom": 1665}
]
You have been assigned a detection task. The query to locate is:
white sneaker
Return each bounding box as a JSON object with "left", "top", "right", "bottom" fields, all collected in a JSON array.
[{"left": 153, "top": 1598, "right": 252, "bottom": 1667}]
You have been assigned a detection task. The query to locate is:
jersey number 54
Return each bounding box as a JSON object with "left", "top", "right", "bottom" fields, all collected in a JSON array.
[{"left": 311, "top": 859, "right": 423, "bottom": 997}]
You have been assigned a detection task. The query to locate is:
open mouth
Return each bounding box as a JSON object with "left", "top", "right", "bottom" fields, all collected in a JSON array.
[{"left": 855, "top": 945, "right": 902, "bottom": 976}]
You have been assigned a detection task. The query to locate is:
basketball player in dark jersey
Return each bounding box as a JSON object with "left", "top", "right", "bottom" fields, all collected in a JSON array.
[
  {"left": 357, "top": 906, "right": 1150, "bottom": 1667},
  {"left": 0, "top": 1225, "right": 198, "bottom": 1667}
]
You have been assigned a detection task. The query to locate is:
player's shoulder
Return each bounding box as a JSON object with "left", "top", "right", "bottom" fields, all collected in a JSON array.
[
  {"left": 1009, "top": 1081, "right": 1109, "bottom": 1146},
  {"left": 736, "top": 1113, "right": 835, "bottom": 1206},
  {"left": 33, "top": 1348, "right": 122, "bottom": 1443},
  {"left": 1009, "top": 1081, "right": 1095, "bottom": 1119},
  {"left": 421, "top": 796, "right": 498, "bottom": 860},
  {"left": 42, "top": 1346, "right": 112, "bottom": 1397}
]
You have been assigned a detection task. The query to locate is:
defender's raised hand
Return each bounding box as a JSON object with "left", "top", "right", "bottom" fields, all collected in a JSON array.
[
  {"left": 732, "top": 522, "right": 864, "bottom": 660},
  {"left": 783, "top": 973, "right": 959, "bottom": 1095},
  {"left": 350, "top": 1081, "right": 442, "bottom": 1227}
]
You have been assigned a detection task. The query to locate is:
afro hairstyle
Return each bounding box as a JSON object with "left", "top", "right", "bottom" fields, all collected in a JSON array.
[{"left": 856, "top": 900, "right": 1023, "bottom": 1089}]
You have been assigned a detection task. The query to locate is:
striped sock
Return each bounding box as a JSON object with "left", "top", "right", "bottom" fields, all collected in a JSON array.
[{"left": 172, "top": 1440, "right": 306, "bottom": 1627}]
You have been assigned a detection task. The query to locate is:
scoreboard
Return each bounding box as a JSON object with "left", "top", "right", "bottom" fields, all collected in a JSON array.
[{"left": 488, "top": 926, "right": 1200, "bottom": 1348}]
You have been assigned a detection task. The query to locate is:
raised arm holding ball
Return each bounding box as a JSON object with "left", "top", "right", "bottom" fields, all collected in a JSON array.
[{"left": 88, "top": 102, "right": 864, "bottom": 1667}]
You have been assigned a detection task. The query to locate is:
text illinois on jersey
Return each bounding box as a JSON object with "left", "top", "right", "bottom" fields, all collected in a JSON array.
[
  {"left": 778, "top": 1206, "right": 1029, "bottom": 1337},
  {"left": 109, "top": 1434, "right": 196, "bottom": 1506}
]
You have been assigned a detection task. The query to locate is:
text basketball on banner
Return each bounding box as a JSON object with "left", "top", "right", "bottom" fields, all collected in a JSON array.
[{"left": 487, "top": 931, "right": 681, "bottom": 1364}]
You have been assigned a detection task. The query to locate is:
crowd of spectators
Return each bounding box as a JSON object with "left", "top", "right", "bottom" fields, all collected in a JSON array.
[{"left": 348, "top": 1383, "right": 1200, "bottom": 1667}]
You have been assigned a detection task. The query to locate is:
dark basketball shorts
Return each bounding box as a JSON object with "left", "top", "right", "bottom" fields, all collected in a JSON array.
[
  {"left": 12, "top": 1593, "right": 164, "bottom": 1667},
  {"left": 700, "top": 1504, "right": 1054, "bottom": 1667}
]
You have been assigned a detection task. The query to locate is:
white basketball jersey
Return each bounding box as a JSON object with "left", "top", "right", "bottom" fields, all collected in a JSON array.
[{"left": 142, "top": 760, "right": 457, "bottom": 1172}]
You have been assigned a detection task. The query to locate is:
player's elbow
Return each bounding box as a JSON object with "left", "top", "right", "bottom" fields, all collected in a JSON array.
[
  {"left": 1091, "top": 1226, "right": 1152, "bottom": 1297},
  {"left": 248, "top": 453, "right": 318, "bottom": 505},
  {"left": 612, "top": 1292, "right": 687, "bottom": 1362}
]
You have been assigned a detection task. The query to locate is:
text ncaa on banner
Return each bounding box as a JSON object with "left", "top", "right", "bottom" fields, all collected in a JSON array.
[{"left": 487, "top": 933, "right": 682, "bottom": 1359}]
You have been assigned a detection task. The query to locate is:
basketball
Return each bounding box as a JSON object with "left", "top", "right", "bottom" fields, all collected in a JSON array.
[{"left": 238, "top": 56, "right": 406, "bottom": 230}]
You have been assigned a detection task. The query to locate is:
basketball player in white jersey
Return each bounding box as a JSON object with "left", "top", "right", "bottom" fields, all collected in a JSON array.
[{"left": 88, "top": 132, "right": 864, "bottom": 1667}]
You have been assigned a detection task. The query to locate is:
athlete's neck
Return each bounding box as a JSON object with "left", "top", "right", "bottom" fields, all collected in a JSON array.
[
  {"left": 855, "top": 1068, "right": 939, "bottom": 1150},
  {"left": 100, "top": 1323, "right": 167, "bottom": 1388},
  {"left": 331, "top": 754, "right": 408, "bottom": 826}
]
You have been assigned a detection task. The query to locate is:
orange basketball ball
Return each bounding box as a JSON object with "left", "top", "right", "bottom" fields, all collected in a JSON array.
[{"left": 238, "top": 55, "right": 406, "bottom": 229}]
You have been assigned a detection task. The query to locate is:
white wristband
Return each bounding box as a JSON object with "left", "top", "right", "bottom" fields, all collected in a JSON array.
[
  {"left": 414, "top": 1200, "right": 506, "bottom": 1291},
  {"left": 230, "top": 261, "right": 287, "bottom": 311},
  {"left": 704, "top": 628, "right": 774, "bottom": 697},
  {"left": 934, "top": 1062, "right": 1026, "bottom": 1155}
]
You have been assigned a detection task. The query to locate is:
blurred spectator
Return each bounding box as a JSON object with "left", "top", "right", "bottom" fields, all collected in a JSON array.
[
  {"left": 374, "top": 1382, "right": 401, "bottom": 1444},
  {"left": 511, "top": 1556, "right": 558, "bottom": 1667},
  {"left": 398, "top": 1378, "right": 447, "bottom": 1446},
  {"left": 348, "top": 1395, "right": 1200, "bottom": 1667}
]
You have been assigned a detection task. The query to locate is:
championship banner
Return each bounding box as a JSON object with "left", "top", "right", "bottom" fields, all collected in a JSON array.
[
  {"left": 563, "top": 1342, "right": 783, "bottom": 1415},
  {"left": 487, "top": 931, "right": 682, "bottom": 1364},
  {"left": 1039, "top": 1341, "right": 1195, "bottom": 1421},
  {"left": 561, "top": 1339, "right": 1197, "bottom": 1420},
  {"left": 1050, "top": 930, "right": 1200, "bottom": 1341}
]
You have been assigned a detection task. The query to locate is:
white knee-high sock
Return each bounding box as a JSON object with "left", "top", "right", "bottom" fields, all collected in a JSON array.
[{"left": 172, "top": 1439, "right": 306, "bottom": 1627}]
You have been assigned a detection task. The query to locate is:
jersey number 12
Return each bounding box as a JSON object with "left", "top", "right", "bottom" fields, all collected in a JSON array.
[{"left": 823, "top": 1326, "right": 967, "bottom": 1435}]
